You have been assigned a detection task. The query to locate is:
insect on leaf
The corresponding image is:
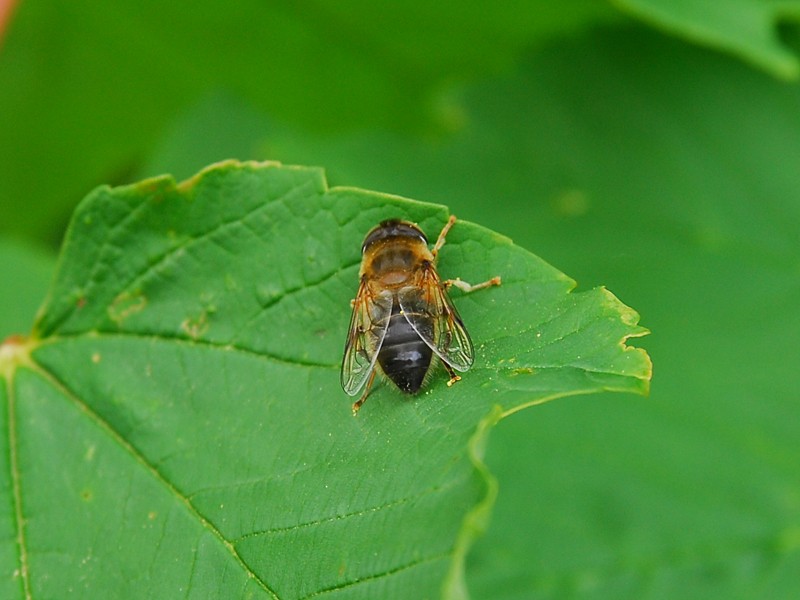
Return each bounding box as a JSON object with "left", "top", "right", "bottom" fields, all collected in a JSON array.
[{"left": 0, "top": 161, "right": 651, "bottom": 598}]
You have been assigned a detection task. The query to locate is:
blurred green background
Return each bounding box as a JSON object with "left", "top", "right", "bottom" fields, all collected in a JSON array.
[{"left": 2, "top": 1, "right": 799, "bottom": 598}]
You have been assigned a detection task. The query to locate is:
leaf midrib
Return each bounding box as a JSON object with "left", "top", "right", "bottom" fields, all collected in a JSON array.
[
  {"left": 34, "top": 331, "right": 339, "bottom": 370},
  {"left": 23, "top": 357, "right": 282, "bottom": 600}
]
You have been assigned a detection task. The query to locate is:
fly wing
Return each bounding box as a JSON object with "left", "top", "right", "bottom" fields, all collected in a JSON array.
[
  {"left": 341, "top": 280, "right": 393, "bottom": 396},
  {"left": 397, "top": 266, "right": 474, "bottom": 372}
]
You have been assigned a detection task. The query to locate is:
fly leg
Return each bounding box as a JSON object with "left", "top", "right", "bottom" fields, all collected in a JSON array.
[
  {"left": 352, "top": 369, "right": 377, "bottom": 416},
  {"left": 433, "top": 217, "right": 502, "bottom": 291},
  {"left": 443, "top": 276, "right": 502, "bottom": 293},
  {"left": 440, "top": 276, "right": 500, "bottom": 389},
  {"left": 431, "top": 214, "right": 458, "bottom": 259},
  {"left": 443, "top": 362, "right": 462, "bottom": 387}
]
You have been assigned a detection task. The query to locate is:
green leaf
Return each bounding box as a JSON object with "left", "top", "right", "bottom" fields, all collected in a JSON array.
[
  {"left": 613, "top": 0, "right": 800, "bottom": 79},
  {"left": 0, "top": 161, "right": 650, "bottom": 597},
  {"left": 236, "top": 26, "right": 800, "bottom": 598}
]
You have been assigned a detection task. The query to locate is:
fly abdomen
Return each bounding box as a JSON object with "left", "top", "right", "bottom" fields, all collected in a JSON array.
[{"left": 378, "top": 302, "right": 433, "bottom": 394}]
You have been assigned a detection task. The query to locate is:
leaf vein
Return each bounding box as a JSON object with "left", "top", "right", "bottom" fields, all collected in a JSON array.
[
  {"left": 47, "top": 190, "right": 157, "bottom": 333},
  {"left": 228, "top": 259, "right": 360, "bottom": 345},
  {"left": 297, "top": 552, "right": 451, "bottom": 600},
  {"left": 59, "top": 180, "right": 317, "bottom": 334},
  {"left": 5, "top": 375, "right": 32, "bottom": 599},
  {"left": 27, "top": 360, "right": 283, "bottom": 600},
  {"left": 233, "top": 480, "right": 458, "bottom": 541},
  {"left": 40, "top": 331, "right": 339, "bottom": 370}
]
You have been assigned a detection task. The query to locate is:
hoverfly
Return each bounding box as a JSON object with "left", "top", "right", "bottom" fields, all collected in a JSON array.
[{"left": 341, "top": 215, "right": 501, "bottom": 414}]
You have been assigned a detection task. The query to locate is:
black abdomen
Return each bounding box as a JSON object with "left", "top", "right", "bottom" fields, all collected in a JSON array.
[{"left": 378, "top": 301, "right": 433, "bottom": 394}]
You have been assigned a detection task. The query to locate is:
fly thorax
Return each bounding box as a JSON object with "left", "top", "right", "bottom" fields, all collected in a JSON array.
[{"left": 368, "top": 247, "right": 417, "bottom": 280}]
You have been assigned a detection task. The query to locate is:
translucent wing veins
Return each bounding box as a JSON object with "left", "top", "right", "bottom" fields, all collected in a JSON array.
[{"left": 341, "top": 282, "right": 392, "bottom": 396}]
